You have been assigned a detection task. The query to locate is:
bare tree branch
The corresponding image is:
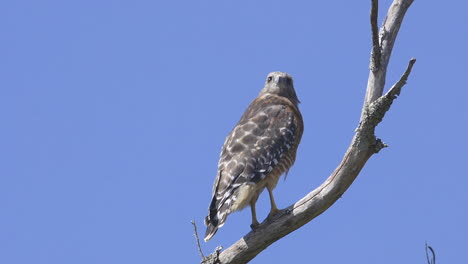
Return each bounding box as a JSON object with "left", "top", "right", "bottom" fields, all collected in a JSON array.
[
  {"left": 425, "top": 242, "right": 436, "bottom": 264},
  {"left": 362, "top": 0, "right": 415, "bottom": 116},
  {"left": 191, "top": 220, "right": 205, "bottom": 261},
  {"left": 386, "top": 58, "right": 416, "bottom": 98},
  {"left": 200, "top": 1, "right": 415, "bottom": 263},
  {"left": 370, "top": 0, "right": 381, "bottom": 72}
]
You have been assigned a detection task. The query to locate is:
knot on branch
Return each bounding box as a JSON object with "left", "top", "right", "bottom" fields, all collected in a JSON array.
[
  {"left": 374, "top": 138, "right": 388, "bottom": 153},
  {"left": 355, "top": 94, "right": 394, "bottom": 152},
  {"left": 201, "top": 246, "right": 222, "bottom": 264}
]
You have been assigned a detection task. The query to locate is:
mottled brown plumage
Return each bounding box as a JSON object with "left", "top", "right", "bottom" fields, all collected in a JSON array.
[{"left": 204, "top": 72, "right": 303, "bottom": 242}]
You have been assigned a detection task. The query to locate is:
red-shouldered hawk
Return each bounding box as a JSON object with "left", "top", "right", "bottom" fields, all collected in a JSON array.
[{"left": 204, "top": 71, "right": 304, "bottom": 242}]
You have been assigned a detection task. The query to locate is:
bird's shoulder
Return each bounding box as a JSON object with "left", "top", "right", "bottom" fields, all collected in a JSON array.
[{"left": 237, "top": 93, "right": 301, "bottom": 125}]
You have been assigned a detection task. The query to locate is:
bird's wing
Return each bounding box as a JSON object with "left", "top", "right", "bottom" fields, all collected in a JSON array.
[{"left": 212, "top": 100, "right": 300, "bottom": 205}]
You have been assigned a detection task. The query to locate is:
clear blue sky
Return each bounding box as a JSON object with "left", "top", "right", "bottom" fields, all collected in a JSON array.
[{"left": 1, "top": 0, "right": 467, "bottom": 263}]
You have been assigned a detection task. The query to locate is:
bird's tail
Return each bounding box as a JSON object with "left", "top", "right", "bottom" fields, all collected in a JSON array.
[
  {"left": 204, "top": 196, "right": 229, "bottom": 242},
  {"left": 204, "top": 216, "right": 219, "bottom": 242}
]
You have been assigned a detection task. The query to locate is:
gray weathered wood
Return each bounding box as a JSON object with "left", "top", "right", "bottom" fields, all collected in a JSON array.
[
  {"left": 363, "top": 0, "right": 415, "bottom": 115},
  {"left": 200, "top": 1, "right": 415, "bottom": 263}
]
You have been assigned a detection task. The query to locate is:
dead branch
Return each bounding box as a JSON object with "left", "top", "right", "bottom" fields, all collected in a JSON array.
[
  {"left": 201, "top": 0, "right": 416, "bottom": 263},
  {"left": 370, "top": 0, "right": 381, "bottom": 72},
  {"left": 191, "top": 220, "right": 205, "bottom": 261},
  {"left": 425, "top": 242, "right": 436, "bottom": 264},
  {"left": 362, "top": 0, "right": 415, "bottom": 113}
]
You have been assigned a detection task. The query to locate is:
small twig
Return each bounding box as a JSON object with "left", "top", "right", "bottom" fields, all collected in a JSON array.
[
  {"left": 370, "top": 0, "right": 381, "bottom": 71},
  {"left": 425, "top": 242, "right": 436, "bottom": 264},
  {"left": 385, "top": 58, "right": 416, "bottom": 98},
  {"left": 425, "top": 242, "right": 430, "bottom": 264},
  {"left": 191, "top": 220, "right": 205, "bottom": 260}
]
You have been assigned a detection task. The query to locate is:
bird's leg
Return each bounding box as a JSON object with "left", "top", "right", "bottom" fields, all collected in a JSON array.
[
  {"left": 250, "top": 200, "right": 260, "bottom": 230},
  {"left": 267, "top": 186, "right": 280, "bottom": 218}
]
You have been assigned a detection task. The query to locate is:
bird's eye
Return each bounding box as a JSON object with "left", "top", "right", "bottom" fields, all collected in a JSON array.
[{"left": 267, "top": 76, "right": 273, "bottom": 83}]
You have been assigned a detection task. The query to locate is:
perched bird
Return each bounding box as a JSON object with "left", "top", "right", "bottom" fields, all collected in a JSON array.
[{"left": 204, "top": 71, "right": 304, "bottom": 242}]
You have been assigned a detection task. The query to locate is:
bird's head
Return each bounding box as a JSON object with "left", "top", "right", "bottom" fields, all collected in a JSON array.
[{"left": 260, "top": 71, "right": 300, "bottom": 106}]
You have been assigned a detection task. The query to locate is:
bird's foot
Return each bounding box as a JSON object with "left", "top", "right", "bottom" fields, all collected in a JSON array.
[
  {"left": 250, "top": 221, "right": 260, "bottom": 230},
  {"left": 266, "top": 208, "right": 281, "bottom": 220}
]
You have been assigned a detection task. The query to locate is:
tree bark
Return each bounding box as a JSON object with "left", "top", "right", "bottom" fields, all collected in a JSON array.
[{"left": 200, "top": 0, "right": 416, "bottom": 263}]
